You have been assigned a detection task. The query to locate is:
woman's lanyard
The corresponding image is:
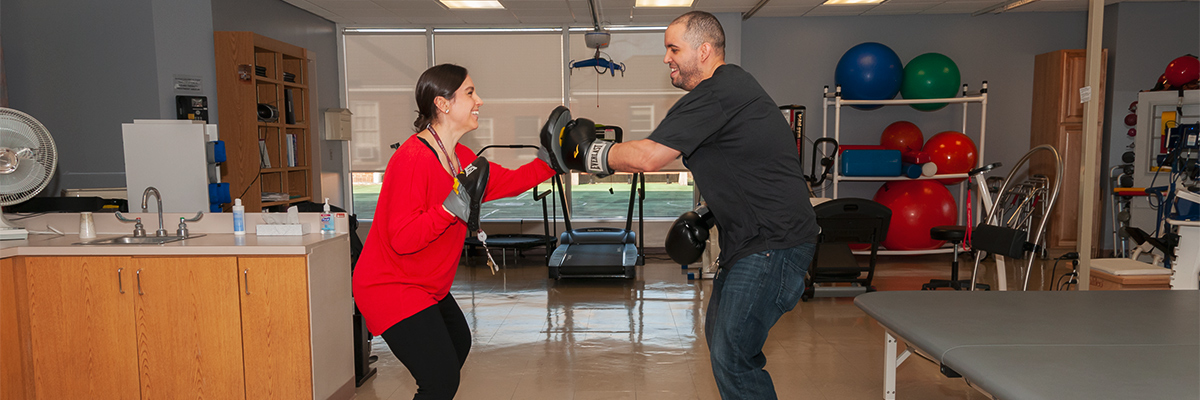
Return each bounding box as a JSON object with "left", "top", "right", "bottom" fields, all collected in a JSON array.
[
  {"left": 427, "top": 124, "right": 461, "bottom": 175},
  {"left": 429, "top": 124, "right": 499, "bottom": 273}
]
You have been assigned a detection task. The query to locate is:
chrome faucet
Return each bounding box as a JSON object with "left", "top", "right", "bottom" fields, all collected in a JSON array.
[{"left": 141, "top": 187, "right": 168, "bottom": 237}]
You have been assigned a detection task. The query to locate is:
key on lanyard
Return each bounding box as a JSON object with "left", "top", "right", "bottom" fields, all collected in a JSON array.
[{"left": 478, "top": 230, "right": 499, "bottom": 274}]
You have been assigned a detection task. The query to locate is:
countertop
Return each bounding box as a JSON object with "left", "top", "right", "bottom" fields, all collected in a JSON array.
[{"left": 1, "top": 212, "right": 348, "bottom": 258}]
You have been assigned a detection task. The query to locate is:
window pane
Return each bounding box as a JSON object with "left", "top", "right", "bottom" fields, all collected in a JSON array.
[
  {"left": 435, "top": 33, "right": 562, "bottom": 220},
  {"left": 568, "top": 32, "right": 692, "bottom": 219},
  {"left": 345, "top": 34, "right": 428, "bottom": 219}
]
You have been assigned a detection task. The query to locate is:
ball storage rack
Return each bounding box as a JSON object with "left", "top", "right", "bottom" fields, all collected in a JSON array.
[{"left": 820, "top": 82, "right": 988, "bottom": 256}]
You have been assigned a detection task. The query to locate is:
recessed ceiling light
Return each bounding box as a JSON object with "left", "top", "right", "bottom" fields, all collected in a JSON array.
[
  {"left": 822, "top": 0, "right": 885, "bottom": 5},
  {"left": 439, "top": 0, "right": 505, "bottom": 9},
  {"left": 634, "top": 0, "right": 694, "bottom": 8}
]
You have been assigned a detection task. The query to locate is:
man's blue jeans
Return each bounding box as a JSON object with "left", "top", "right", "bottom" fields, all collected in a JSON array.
[{"left": 705, "top": 243, "right": 816, "bottom": 399}]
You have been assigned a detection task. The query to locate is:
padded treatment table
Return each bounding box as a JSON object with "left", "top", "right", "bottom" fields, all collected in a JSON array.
[{"left": 855, "top": 290, "right": 1199, "bottom": 399}]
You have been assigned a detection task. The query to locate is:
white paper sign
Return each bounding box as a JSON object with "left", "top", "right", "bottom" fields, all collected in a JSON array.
[{"left": 1079, "top": 86, "right": 1092, "bottom": 104}]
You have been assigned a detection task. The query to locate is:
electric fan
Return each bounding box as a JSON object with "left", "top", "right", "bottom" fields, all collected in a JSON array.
[{"left": 0, "top": 108, "right": 57, "bottom": 240}]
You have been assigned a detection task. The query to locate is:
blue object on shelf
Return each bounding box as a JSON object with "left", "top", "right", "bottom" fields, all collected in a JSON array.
[
  {"left": 208, "top": 182, "right": 231, "bottom": 205},
  {"left": 901, "top": 162, "right": 924, "bottom": 179},
  {"left": 207, "top": 140, "right": 227, "bottom": 163},
  {"left": 840, "top": 149, "right": 902, "bottom": 177}
]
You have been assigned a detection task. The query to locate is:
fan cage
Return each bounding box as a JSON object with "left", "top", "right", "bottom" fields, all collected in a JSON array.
[{"left": 0, "top": 108, "right": 57, "bottom": 206}]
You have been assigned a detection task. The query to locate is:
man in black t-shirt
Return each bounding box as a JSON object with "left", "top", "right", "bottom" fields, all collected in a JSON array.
[{"left": 540, "top": 10, "right": 819, "bottom": 399}]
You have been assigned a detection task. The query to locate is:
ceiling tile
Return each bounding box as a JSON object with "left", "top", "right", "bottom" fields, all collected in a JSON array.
[
  {"left": 296, "top": 0, "right": 1200, "bottom": 26},
  {"left": 335, "top": 9, "right": 405, "bottom": 18},
  {"left": 695, "top": 0, "right": 761, "bottom": 7},
  {"left": 377, "top": 1, "right": 451, "bottom": 11},
  {"left": 862, "top": 2, "right": 939, "bottom": 14},
  {"left": 510, "top": 8, "right": 576, "bottom": 15},
  {"left": 405, "top": 14, "right": 469, "bottom": 23},
  {"left": 517, "top": 14, "right": 585, "bottom": 22},
  {"left": 394, "top": 8, "right": 458, "bottom": 17},
  {"left": 348, "top": 15, "right": 419, "bottom": 23},
  {"left": 502, "top": 0, "right": 572, "bottom": 9},
  {"left": 314, "top": 0, "right": 389, "bottom": 10}
]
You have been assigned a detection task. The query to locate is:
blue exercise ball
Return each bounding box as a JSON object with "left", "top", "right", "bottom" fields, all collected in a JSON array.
[{"left": 835, "top": 42, "right": 904, "bottom": 110}]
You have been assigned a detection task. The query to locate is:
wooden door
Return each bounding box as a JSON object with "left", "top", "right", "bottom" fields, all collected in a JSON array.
[
  {"left": 24, "top": 257, "right": 139, "bottom": 399},
  {"left": 1046, "top": 125, "right": 1104, "bottom": 250},
  {"left": 2, "top": 257, "right": 36, "bottom": 400},
  {"left": 132, "top": 257, "right": 244, "bottom": 400},
  {"left": 238, "top": 256, "right": 313, "bottom": 399},
  {"left": 1049, "top": 125, "right": 1083, "bottom": 248}
]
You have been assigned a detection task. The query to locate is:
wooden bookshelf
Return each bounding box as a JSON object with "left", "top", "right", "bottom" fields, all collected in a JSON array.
[{"left": 214, "top": 31, "right": 312, "bottom": 212}]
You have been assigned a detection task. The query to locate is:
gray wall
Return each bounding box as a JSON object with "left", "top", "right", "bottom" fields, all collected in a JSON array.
[
  {"left": 715, "top": 12, "right": 742, "bottom": 65},
  {"left": 1100, "top": 1, "right": 1199, "bottom": 249},
  {"left": 1, "top": 0, "right": 343, "bottom": 205},
  {"left": 211, "top": 0, "right": 344, "bottom": 206},
  {"left": 3, "top": 0, "right": 162, "bottom": 192},
  {"left": 151, "top": 0, "right": 219, "bottom": 123},
  {"left": 743, "top": 12, "right": 1090, "bottom": 202}
]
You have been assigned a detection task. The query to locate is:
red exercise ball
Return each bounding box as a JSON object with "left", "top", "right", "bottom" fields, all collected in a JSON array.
[
  {"left": 880, "top": 121, "right": 924, "bottom": 152},
  {"left": 923, "top": 131, "right": 977, "bottom": 184},
  {"left": 1165, "top": 55, "right": 1200, "bottom": 87},
  {"left": 873, "top": 181, "right": 957, "bottom": 250}
]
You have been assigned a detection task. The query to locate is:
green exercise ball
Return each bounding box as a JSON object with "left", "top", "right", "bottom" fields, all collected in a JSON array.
[{"left": 901, "top": 53, "right": 961, "bottom": 111}]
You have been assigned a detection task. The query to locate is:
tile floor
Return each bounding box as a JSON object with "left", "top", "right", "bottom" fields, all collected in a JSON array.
[{"left": 354, "top": 250, "right": 1064, "bottom": 399}]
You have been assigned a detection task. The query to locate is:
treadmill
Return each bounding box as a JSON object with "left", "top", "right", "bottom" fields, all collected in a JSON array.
[{"left": 547, "top": 125, "right": 645, "bottom": 279}]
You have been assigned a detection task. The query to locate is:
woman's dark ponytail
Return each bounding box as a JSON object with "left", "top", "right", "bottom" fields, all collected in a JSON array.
[{"left": 413, "top": 64, "right": 469, "bottom": 132}]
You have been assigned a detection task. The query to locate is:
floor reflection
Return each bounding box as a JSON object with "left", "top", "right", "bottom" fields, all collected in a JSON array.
[{"left": 356, "top": 250, "right": 1031, "bottom": 400}]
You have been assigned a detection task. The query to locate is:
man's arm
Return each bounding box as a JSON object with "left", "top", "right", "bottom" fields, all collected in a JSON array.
[{"left": 607, "top": 139, "right": 681, "bottom": 173}]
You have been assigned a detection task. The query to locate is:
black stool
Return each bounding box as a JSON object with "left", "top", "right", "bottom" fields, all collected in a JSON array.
[{"left": 922, "top": 225, "right": 990, "bottom": 291}]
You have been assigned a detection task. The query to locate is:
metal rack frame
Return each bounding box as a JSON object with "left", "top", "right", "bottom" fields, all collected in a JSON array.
[{"left": 820, "top": 82, "right": 988, "bottom": 255}]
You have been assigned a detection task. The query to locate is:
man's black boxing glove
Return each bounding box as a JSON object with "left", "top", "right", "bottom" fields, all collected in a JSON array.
[
  {"left": 558, "top": 118, "right": 615, "bottom": 177},
  {"left": 665, "top": 205, "right": 715, "bottom": 265}
]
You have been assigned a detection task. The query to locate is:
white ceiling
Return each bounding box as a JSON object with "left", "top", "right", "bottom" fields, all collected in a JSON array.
[{"left": 283, "top": 0, "right": 1192, "bottom": 26}]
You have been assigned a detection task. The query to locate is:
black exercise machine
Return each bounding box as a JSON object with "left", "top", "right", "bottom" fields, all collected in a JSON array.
[
  {"left": 803, "top": 198, "right": 890, "bottom": 300},
  {"left": 547, "top": 125, "right": 645, "bottom": 279},
  {"left": 463, "top": 145, "right": 559, "bottom": 266}
]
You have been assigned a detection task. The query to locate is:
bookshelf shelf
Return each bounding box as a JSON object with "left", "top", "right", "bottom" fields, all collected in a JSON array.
[{"left": 215, "top": 31, "right": 313, "bottom": 212}]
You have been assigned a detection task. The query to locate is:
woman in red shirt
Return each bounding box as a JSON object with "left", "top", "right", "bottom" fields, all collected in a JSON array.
[{"left": 353, "top": 64, "right": 555, "bottom": 399}]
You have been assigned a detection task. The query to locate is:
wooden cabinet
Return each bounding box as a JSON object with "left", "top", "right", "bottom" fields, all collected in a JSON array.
[
  {"left": 1030, "top": 49, "right": 1107, "bottom": 254},
  {"left": 2, "top": 257, "right": 35, "bottom": 400},
  {"left": 24, "top": 257, "right": 138, "bottom": 400},
  {"left": 238, "top": 256, "right": 312, "bottom": 399},
  {"left": 131, "top": 257, "right": 244, "bottom": 399},
  {"left": 215, "top": 31, "right": 313, "bottom": 212},
  {"left": 1, "top": 256, "right": 319, "bottom": 400}
]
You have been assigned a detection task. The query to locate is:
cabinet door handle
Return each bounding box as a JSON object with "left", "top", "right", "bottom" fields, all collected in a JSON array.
[
  {"left": 243, "top": 269, "right": 250, "bottom": 295},
  {"left": 118, "top": 268, "right": 125, "bottom": 294},
  {"left": 136, "top": 269, "right": 144, "bottom": 295}
]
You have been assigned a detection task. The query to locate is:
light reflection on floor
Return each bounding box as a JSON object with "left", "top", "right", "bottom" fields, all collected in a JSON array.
[{"left": 355, "top": 250, "right": 1035, "bottom": 399}]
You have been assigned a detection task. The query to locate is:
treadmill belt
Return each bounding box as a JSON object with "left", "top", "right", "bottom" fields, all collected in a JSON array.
[{"left": 558, "top": 244, "right": 630, "bottom": 267}]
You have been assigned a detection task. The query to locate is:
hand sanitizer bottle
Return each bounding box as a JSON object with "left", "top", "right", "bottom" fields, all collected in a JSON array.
[
  {"left": 233, "top": 198, "right": 246, "bottom": 236},
  {"left": 321, "top": 198, "right": 335, "bottom": 233}
]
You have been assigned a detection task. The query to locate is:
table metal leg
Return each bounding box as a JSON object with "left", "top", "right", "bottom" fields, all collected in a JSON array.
[{"left": 884, "top": 330, "right": 912, "bottom": 400}]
